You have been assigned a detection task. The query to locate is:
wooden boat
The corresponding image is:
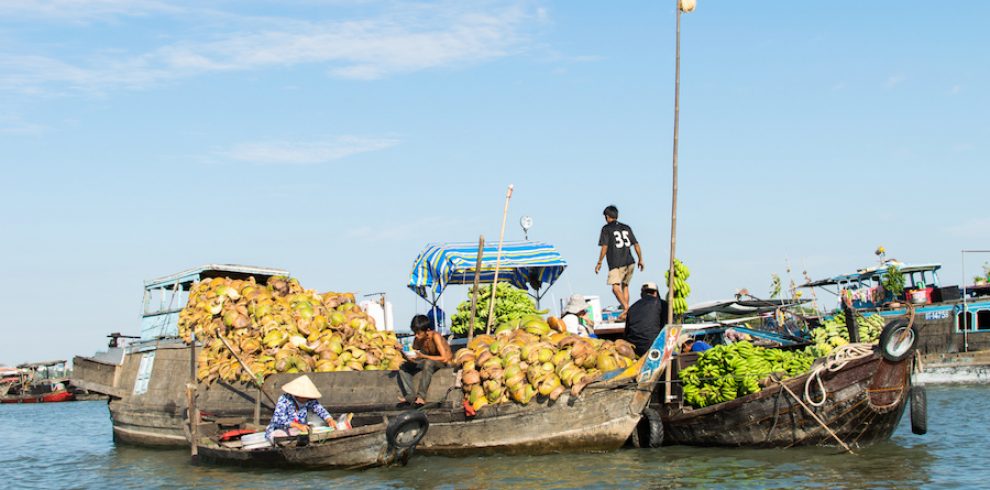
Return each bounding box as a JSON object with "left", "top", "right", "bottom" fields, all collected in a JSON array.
[
  {"left": 70, "top": 264, "right": 683, "bottom": 453},
  {"left": 263, "top": 325, "right": 682, "bottom": 456},
  {"left": 194, "top": 412, "right": 428, "bottom": 470},
  {"left": 660, "top": 347, "right": 912, "bottom": 448},
  {"left": 802, "top": 260, "right": 990, "bottom": 382},
  {"left": 75, "top": 320, "right": 680, "bottom": 454},
  {"left": 649, "top": 316, "right": 925, "bottom": 449},
  {"left": 1, "top": 361, "right": 76, "bottom": 404},
  {"left": 1, "top": 390, "right": 75, "bottom": 404}
]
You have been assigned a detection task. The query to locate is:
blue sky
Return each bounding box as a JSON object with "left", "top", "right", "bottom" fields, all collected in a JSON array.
[{"left": 1, "top": 1, "right": 988, "bottom": 365}]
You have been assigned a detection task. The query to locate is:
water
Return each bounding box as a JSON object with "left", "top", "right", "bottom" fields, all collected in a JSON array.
[{"left": 1, "top": 385, "right": 985, "bottom": 489}]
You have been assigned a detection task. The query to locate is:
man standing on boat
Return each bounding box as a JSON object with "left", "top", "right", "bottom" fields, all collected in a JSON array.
[
  {"left": 596, "top": 205, "right": 644, "bottom": 319},
  {"left": 623, "top": 282, "right": 668, "bottom": 356}
]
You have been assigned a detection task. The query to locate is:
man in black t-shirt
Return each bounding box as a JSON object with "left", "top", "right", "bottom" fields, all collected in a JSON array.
[
  {"left": 623, "top": 282, "right": 668, "bottom": 356},
  {"left": 595, "top": 205, "right": 644, "bottom": 318}
]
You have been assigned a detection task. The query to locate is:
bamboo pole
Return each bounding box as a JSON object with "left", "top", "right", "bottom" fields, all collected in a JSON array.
[
  {"left": 468, "top": 235, "right": 486, "bottom": 342},
  {"left": 215, "top": 329, "right": 278, "bottom": 406},
  {"left": 666, "top": 2, "right": 682, "bottom": 327},
  {"left": 485, "top": 185, "right": 514, "bottom": 334},
  {"left": 188, "top": 334, "right": 198, "bottom": 457}
]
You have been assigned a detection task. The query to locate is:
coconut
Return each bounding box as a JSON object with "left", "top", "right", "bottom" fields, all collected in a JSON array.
[
  {"left": 462, "top": 370, "right": 481, "bottom": 385},
  {"left": 538, "top": 374, "right": 561, "bottom": 396},
  {"left": 597, "top": 352, "right": 619, "bottom": 372},
  {"left": 614, "top": 339, "right": 637, "bottom": 359}
]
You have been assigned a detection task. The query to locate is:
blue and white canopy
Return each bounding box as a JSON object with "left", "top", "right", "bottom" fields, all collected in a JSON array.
[{"left": 408, "top": 241, "right": 567, "bottom": 301}]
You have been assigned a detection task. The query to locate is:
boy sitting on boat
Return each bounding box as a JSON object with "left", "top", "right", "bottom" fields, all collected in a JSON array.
[{"left": 399, "top": 314, "right": 452, "bottom": 406}]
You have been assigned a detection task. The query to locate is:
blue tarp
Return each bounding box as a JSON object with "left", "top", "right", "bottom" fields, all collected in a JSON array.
[{"left": 408, "top": 241, "right": 567, "bottom": 301}]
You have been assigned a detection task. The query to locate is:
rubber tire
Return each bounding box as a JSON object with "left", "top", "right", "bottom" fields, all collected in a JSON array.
[
  {"left": 910, "top": 385, "right": 927, "bottom": 435},
  {"left": 878, "top": 319, "right": 918, "bottom": 362},
  {"left": 631, "top": 408, "right": 664, "bottom": 448},
  {"left": 386, "top": 410, "right": 429, "bottom": 449}
]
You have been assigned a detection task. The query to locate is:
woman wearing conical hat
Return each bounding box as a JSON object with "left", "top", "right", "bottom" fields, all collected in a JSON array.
[{"left": 265, "top": 375, "right": 336, "bottom": 442}]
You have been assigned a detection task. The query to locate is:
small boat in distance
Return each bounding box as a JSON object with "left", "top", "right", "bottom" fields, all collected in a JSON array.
[{"left": 1, "top": 360, "right": 75, "bottom": 404}]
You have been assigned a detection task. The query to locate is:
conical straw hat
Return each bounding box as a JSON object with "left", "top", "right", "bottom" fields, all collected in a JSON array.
[{"left": 282, "top": 375, "right": 322, "bottom": 399}]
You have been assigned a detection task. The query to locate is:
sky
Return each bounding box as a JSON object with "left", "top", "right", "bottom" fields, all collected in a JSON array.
[{"left": 1, "top": 1, "right": 988, "bottom": 365}]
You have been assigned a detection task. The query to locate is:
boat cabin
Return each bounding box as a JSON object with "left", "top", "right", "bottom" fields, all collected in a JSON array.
[
  {"left": 140, "top": 264, "right": 290, "bottom": 340},
  {"left": 801, "top": 261, "right": 944, "bottom": 309}
]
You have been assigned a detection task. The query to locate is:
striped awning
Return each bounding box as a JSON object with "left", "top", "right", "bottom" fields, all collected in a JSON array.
[{"left": 408, "top": 241, "right": 567, "bottom": 300}]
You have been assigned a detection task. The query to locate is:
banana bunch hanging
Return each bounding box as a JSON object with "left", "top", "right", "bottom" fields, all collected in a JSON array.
[{"left": 665, "top": 259, "right": 691, "bottom": 316}]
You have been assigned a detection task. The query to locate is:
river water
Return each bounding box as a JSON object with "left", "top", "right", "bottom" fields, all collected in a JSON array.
[{"left": 1, "top": 384, "right": 985, "bottom": 489}]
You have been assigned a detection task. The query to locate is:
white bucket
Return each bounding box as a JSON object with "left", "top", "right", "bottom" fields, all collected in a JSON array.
[{"left": 240, "top": 432, "right": 268, "bottom": 445}]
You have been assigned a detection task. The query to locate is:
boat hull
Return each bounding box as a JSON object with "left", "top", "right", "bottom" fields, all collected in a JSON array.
[
  {"left": 92, "top": 345, "right": 653, "bottom": 454},
  {"left": 1, "top": 390, "right": 75, "bottom": 404},
  {"left": 417, "top": 382, "right": 648, "bottom": 456},
  {"left": 662, "top": 351, "right": 911, "bottom": 448},
  {"left": 78, "top": 325, "right": 679, "bottom": 454},
  {"left": 196, "top": 424, "right": 410, "bottom": 470}
]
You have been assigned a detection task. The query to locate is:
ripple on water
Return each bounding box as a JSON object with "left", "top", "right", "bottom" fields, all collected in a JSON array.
[{"left": 1, "top": 385, "right": 987, "bottom": 489}]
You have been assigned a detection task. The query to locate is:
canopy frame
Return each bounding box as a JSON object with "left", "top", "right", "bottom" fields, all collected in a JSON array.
[{"left": 407, "top": 241, "right": 567, "bottom": 312}]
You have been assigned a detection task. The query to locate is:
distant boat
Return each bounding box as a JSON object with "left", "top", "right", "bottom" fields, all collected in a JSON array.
[
  {"left": 1, "top": 361, "right": 76, "bottom": 404},
  {"left": 801, "top": 259, "right": 990, "bottom": 384}
]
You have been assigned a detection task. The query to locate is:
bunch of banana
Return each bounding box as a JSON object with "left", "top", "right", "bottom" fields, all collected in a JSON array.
[
  {"left": 806, "top": 312, "right": 885, "bottom": 358},
  {"left": 679, "top": 341, "right": 815, "bottom": 408},
  {"left": 664, "top": 258, "right": 691, "bottom": 315}
]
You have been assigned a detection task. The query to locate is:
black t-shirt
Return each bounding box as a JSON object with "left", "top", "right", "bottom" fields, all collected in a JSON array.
[
  {"left": 598, "top": 221, "right": 638, "bottom": 269},
  {"left": 623, "top": 295, "right": 668, "bottom": 356}
]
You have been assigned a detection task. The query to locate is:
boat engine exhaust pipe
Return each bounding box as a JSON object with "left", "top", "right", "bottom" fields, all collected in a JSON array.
[{"left": 842, "top": 295, "right": 860, "bottom": 343}]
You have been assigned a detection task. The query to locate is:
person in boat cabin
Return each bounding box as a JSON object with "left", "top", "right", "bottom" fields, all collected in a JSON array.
[
  {"left": 399, "top": 314, "right": 453, "bottom": 406},
  {"left": 681, "top": 337, "right": 713, "bottom": 353},
  {"left": 595, "top": 205, "right": 644, "bottom": 321},
  {"left": 622, "top": 282, "right": 669, "bottom": 356},
  {"left": 265, "top": 375, "right": 336, "bottom": 442},
  {"left": 561, "top": 294, "right": 596, "bottom": 337}
]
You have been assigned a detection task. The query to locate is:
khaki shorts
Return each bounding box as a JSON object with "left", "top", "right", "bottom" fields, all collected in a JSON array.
[{"left": 607, "top": 264, "right": 635, "bottom": 286}]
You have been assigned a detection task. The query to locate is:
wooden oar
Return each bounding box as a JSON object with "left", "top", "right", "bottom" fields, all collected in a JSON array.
[{"left": 215, "top": 329, "right": 278, "bottom": 406}]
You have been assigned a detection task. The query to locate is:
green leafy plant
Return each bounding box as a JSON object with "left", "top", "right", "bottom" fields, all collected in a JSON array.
[
  {"left": 450, "top": 283, "right": 546, "bottom": 335},
  {"left": 881, "top": 265, "right": 905, "bottom": 298},
  {"left": 769, "top": 273, "right": 782, "bottom": 299}
]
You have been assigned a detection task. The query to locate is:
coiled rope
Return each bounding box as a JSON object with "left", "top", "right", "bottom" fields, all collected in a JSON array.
[{"left": 804, "top": 343, "right": 874, "bottom": 407}]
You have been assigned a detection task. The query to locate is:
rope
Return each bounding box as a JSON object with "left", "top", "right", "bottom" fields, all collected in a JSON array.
[
  {"left": 773, "top": 374, "right": 856, "bottom": 455},
  {"left": 804, "top": 343, "right": 874, "bottom": 407}
]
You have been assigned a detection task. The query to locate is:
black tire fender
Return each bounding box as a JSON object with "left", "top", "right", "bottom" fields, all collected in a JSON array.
[
  {"left": 386, "top": 410, "right": 429, "bottom": 449},
  {"left": 632, "top": 408, "right": 664, "bottom": 448},
  {"left": 879, "top": 319, "right": 918, "bottom": 362},
  {"left": 910, "top": 385, "right": 927, "bottom": 435}
]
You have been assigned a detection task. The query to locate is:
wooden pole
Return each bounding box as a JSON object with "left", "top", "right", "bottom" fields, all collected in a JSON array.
[
  {"left": 485, "top": 184, "right": 514, "bottom": 334},
  {"left": 254, "top": 386, "right": 262, "bottom": 427},
  {"left": 666, "top": 2, "right": 682, "bottom": 327},
  {"left": 468, "top": 235, "right": 486, "bottom": 342},
  {"left": 215, "top": 329, "right": 278, "bottom": 406},
  {"left": 188, "top": 334, "right": 198, "bottom": 457}
]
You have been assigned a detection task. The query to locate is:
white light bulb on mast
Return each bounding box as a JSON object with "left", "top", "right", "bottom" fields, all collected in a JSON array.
[{"left": 519, "top": 216, "right": 533, "bottom": 240}]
